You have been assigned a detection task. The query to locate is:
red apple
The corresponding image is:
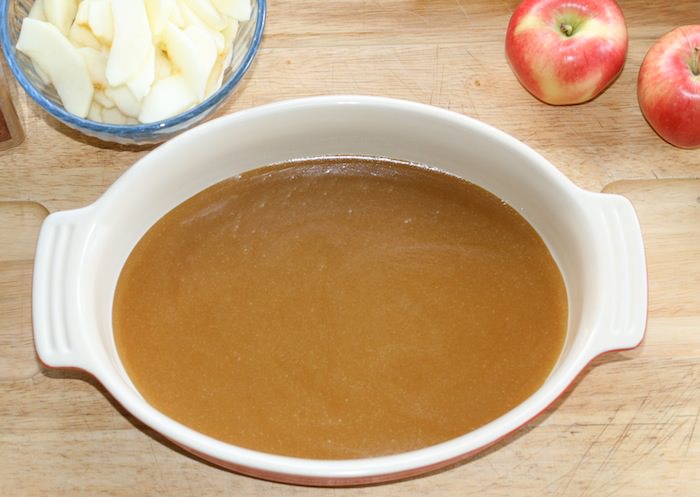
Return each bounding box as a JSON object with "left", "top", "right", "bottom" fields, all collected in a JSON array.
[
  {"left": 505, "top": 0, "right": 628, "bottom": 105},
  {"left": 637, "top": 26, "right": 700, "bottom": 149}
]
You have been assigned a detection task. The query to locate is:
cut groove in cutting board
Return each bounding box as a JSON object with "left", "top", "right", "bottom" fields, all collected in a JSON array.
[{"left": 0, "top": 201, "right": 48, "bottom": 380}]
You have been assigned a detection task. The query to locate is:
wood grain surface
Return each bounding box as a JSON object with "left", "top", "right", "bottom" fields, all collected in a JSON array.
[{"left": 1, "top": 1, "right": 699, "bottom": 495}]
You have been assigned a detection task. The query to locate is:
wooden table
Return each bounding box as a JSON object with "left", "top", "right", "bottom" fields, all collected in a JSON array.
[{"left": 1, "top": 1, "right": 698, "bottom": 495}]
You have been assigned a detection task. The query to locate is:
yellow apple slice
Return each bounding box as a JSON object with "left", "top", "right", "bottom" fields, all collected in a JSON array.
[
  {"left": 211, "top": 0, "right": 251, "bottom": 21},
  {"left": 44, "top": 0, "right": 78, "bottom": 36},
  {"left": 127, "top": 45, "right": 156, "bottom": 99},
  {"left": 88, "top": 100, "right": 103, "bottom": 122},
  {"left": 185, "top": 23, "right": 217, "bottom": 82},
  {"left": 28, "top": 0, "right": 47, "bottom": 21},
  {"left": 93, "top": 89, "right": 115, "bottom": 108},
  {"left": 74, "top": 0, "right": 89, "bottom": 25},
  {"left": 220, "top": 19, "right": 237, "bottom": 68},
  {"left": 221, "top": 16, "right": 238, "bottom": 51},
  {"left": 17, "top": 18, "right": 93, "bottom": 117},
  {"left": 78, "top": 46, "right": 108, "bottom": 88},
  {"left": 102, "top": 106, "right": 129, "bottom": 124},
  {"left": 68, "top": 21, "right": 102, "bottom": 49},
  {"left": 107, "top": 0, "right": 153, "bottom": 87},
  {"left": 27, "top": 4, "right": 53, "bottom": 85},
  {"left": 155, "top": 48, "right": 173, "bottom": 79},
  {"left": 210, "top": 28, "right": 225, "bottom": 53},
  {"left": 138, "top": 74, "right": 196, "bottom": 122},
  {"left": 104, "top": 85, "right": 142, "bottom": 118},
  {"left": 176, "top": 0, "right": 205, "bottom": 28},
  {"left": 222, "top": 42, "right": 234, "bottom": 67},
  {"left": 87, "top": 0, "right": 113, "bottom": 44},
  {"left": 145, "top": 0, "right": 176, "bottom": 38},
  {"left": 162, "top": 22, "right": 211, "bottom": 101},
  {"left": 204, "top": 56, "right": 224, "bottom": 98},
  {"left": 176, "top": 2, "right": 225, "bottom": 53},
  {"left": 182, "top": 0, "right": 225, "bottom": 30},
  {"left": 161, "top": 22, "right": 194, "bottom": 67},
  {"left": 168, "top": 2, "right": 187, "bottom": 28}
]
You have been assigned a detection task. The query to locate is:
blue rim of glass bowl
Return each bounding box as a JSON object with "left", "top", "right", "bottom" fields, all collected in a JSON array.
[{"left": 0, "top": 0, "right": 266, "bottom": 137}]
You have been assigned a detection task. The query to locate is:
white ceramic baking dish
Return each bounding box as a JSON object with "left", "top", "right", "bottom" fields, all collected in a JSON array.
[{"left": 32, "top": 95, "right": 647, "bottom": 486}]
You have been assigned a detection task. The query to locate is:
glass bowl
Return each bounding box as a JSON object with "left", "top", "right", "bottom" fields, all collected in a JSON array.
[{"left": 0, "top": 0, "right": 266, "bottom": 145}]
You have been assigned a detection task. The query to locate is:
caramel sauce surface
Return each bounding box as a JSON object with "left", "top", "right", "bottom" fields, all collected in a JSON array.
[{"left": 113, "top": 157, "right": 567, "bottom": 459}]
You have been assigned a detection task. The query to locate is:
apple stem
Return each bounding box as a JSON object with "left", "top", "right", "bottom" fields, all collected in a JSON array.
[
  {"left": 693, "top": 47, "right": 700, "bottom": 76},
  {"left": 560, "top": 23, "right": 574, "bottom": 37}
]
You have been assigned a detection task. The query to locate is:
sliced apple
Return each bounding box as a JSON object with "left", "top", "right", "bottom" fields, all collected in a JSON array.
[
  {"left": 205, "top": 56, "right": 224, "bottom": 98},
  {"left": 138, "top": 74, "right": 196, "bottom": 122},
  {"left": 87, "top": 0, "right": 113, "bottom": 44},
  {"left": 26, "top": 8, "right": 52, "bottom": 85},
  {"left": 168, "top": 2, "right": 187, "bottom": 28},
  {"left": 93, "top": 89, "right": 116, "bottom": 108},
  {"left": 16, "top": 18, "right": 93, "bottom": 117},
  {"left": 185, "top": 23, "right": 217, "bottom": 85},
  {"left": 182, "top": 0, "right": 225, "bottom": 30},
  {"left": 68, "top": 21, "right": 102, "bottom": 49},
  {"left": 28, "top": 0, "right": 47, "bottom": 21},
  {"left": 19, "top": 0, "right": 251, "bottom": 124},
  {"left": 177, "top": 3, "right": 226, "bottom": 51},
  {"left": 102, "top": 105, "right": 129, "bottom": 124},
  {"left": 88, "top": 100, "right": 103, "bottom": 122},
  {"left": 74, "top": 0, "right": 89, "bottom": 25},
  {"left": 78, "top": 46, "right": 108, "bottom": 88},
  {"left": 155, "top": 48, "right": 173, "bottom": 79},
  {"left": 145, "top": 0, "right": 176, "bottom": 38},
  {"left": 221, "top": 16, "right": 238, "bottom": 51},
  {"left": 162, "top": 22, "right": 210, "bottom": 100},
  {"left": 210, "top": 27, "right": 225, "bottom": 53},
  {"left": 177, "top": 0, "right": 205, "bottom": 31},
  {"left": 222, "top": 43, "right": 234, "bottom": 67},
  {"left": 44, "top": 0, "right": 78, "bottom": 36},
  {"left": 106, "top": 0, "right": 153, "bottom": 87},
  {"left": 104, "top": 85, "right": 142, "bottom": 118},
  {"left": 127, "top": 45, "right": 156, "bottom": 99},
  {"left": 211, "top": 0, "right": 251, "bottom": 21}
]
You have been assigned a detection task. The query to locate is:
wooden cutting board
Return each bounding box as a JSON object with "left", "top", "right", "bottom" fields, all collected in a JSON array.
[{"left": 1, "top": 0, "right": 699, "bottom": 495}]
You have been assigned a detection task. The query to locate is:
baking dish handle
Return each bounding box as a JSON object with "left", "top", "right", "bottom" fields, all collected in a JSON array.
[
  {"left": 32, "top": 209, "right": 96, "bottom": 372},
  {"left": 588, "top": 192, "right": 648, "bottom": 356}
]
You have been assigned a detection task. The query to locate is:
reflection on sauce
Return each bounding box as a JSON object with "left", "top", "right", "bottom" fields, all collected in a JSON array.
[{"left": 113, "top": 156, "right": 567, "bottom": 459}]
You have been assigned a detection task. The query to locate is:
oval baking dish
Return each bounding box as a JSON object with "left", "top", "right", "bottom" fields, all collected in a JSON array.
[{"left": 32, "top": 95, "right": 647, "bottom": 486}]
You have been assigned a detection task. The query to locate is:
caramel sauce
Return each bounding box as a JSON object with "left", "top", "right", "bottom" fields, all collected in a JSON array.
[{"left": 113, "top": 157, "right": 567, "bottom": 459}]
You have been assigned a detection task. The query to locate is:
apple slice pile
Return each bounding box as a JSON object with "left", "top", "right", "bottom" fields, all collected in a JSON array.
[{"left": 16, "top": 0, "right": 252, "bottom": 124}]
